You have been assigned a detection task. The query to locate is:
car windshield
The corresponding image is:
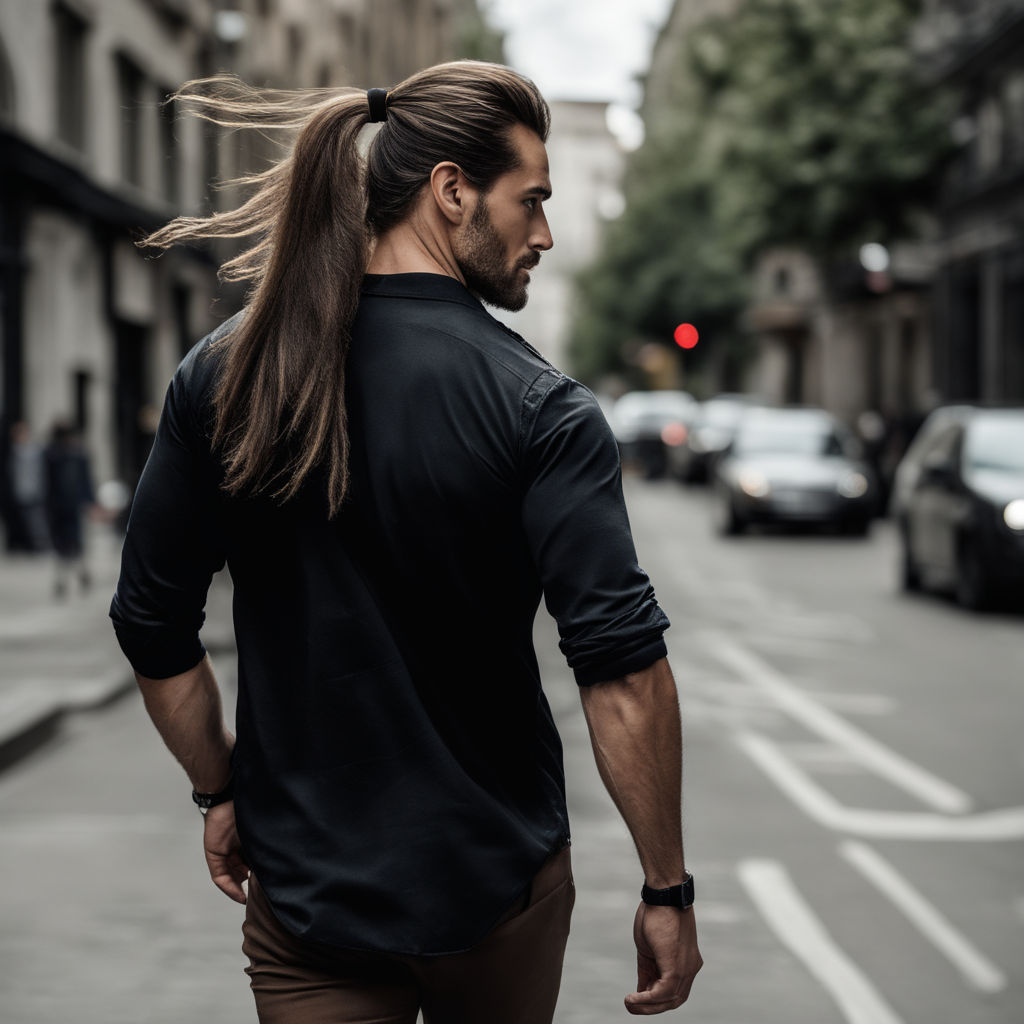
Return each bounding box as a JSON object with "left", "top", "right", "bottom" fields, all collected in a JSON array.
[
  {"left": 963, "top": 414, "right": 1024, "bottom": 473},
  {"left": 701, "top": 401, "right": 747, "bottom": 427},
  {"left": 734, "top": 419, "right": 841, "bottom": 457},
  {"left": 615, "top": 393, "right": 693, "bottom": 424}
]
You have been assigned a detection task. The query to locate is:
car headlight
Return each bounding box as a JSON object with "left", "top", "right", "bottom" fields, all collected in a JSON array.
[
  {"left": 837, "top": 471, "right": 869, "bottom": 499},
  {"left": 1004, "top": 499, "right": 1024, "bottom": 531},
  {"left": 738, "top": 469, "right": 771, "bottom": 499}
]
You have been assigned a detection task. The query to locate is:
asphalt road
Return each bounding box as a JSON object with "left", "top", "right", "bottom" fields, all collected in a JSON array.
[{"left": 0, "top": 476, "right": 1021, "bottom": 1023}]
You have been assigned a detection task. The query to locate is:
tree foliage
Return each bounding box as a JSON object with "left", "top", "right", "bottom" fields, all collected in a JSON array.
[
  {"left": 455, "top": 1, "right": 507, "bottom": 64},
  {"left": 569, "top": 0, "right": 957, "bottom": 385}
]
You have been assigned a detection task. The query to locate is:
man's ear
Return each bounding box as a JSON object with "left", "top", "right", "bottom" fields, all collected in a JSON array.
[{"left": 429, "top": 161, "right": 472, "bottom": 226}]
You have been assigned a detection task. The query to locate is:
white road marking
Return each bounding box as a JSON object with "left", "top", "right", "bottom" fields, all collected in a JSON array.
[
  {"left": 738, "top": 730, "right": 1024, "bottom": 841},
  {"left": 840, "top": 841, "right": 1008, "bottom": 993},
  {"left": 738, "top": 858, "right": 904, "bottom": 1024},
  {"left": 704, "top": 631, "right": 972, "bottom": 814},
  {"left": 811, "top": 693, "right": 899, "bottom": 716}
]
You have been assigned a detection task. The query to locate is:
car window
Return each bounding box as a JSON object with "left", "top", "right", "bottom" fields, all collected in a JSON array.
[
  {"left": 734, "top": 419, "right": 834, "bottom": 456},
  {"left": 922, "top": 424, "right": 962, "bottom": 466},
  {"left": 964, "top": 414, "right": 1024, "bottom": 472}
]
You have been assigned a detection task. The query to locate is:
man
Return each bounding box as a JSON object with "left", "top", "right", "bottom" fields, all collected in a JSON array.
[{"left": 111, "top": 60, "right": 701, "bottom": 1022}]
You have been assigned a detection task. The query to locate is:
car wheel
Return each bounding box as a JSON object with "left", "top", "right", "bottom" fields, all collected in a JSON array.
[
  {"left": 900, "top": 530, "right": 921, "bottom": 592},
  {"left": 715, "top": 496, "right": 746, "bottom": 536},
  {"left": 842, "top": 517, "right": 870, "bottom": 538},
  {"left": 955, "top": 538, "right": 993, "bottom": 611}
]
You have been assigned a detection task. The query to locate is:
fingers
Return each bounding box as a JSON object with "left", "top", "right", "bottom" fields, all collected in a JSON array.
[
  {"left": 624, "top": 975, "right": 688, "bottom": 1015},
  {"left": 211, "top": 864, "right": 249, "bottom": 905},
  {"left": 202, "top": 802, "right": 249, "bottom": 904}
]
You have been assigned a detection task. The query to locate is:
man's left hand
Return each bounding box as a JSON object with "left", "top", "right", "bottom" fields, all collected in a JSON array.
[{"left": 203, "top": 801, "right": 250, "bottom": 904}]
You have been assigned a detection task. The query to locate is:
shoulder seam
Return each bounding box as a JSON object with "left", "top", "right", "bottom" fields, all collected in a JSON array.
[{"left": 519, "top": 369, "right": 568, "bottom": 458}]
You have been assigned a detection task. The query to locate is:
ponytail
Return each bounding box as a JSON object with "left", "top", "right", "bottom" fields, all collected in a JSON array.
[{"left": 142, "top": 63, "right": 548, "bottom": 518}]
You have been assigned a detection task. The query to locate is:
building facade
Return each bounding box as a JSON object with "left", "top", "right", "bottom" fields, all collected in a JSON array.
[
  {"left": 917, "top": 0, "right": 1024, "bottom": 404},
  {"left": 0, "top": 0, "right": 470, "bottom": 502}
]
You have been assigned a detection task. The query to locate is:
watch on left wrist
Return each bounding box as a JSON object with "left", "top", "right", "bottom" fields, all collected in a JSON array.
[
  {"left": 641, "top": 872, "right": 695, "bottom": 910},
  {"left": 192, "top": 775, "right": 234, "bottom": 814}
]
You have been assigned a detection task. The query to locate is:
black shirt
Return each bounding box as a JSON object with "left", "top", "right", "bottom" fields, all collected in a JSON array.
[{"left": 110, "top": 273, "right": 669, "bottom": 955}]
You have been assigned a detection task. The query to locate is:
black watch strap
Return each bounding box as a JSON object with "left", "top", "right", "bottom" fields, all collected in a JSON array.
[
  {"left": 641, "top": 873, "right": 695, "bottom": 909},
  {"left": 192, "top": 775, "right": 234, "bottom": 813}
]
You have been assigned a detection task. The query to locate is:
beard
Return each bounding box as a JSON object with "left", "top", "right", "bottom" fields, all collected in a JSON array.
[{"left": 455, "top": 197, "right": 538, "bottom": 312}]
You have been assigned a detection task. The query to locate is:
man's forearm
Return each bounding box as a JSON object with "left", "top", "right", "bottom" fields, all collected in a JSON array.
[
  {"left": 135, "top": 654, "right": 234, "bottom": 794},
  {"left": 579, "top": 657, "right": 685, "bottom": 887}
]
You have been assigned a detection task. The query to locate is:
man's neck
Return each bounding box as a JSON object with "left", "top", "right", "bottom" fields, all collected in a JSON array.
[{"left": 366, "top": 218, "right": 466, "bottom": 285}]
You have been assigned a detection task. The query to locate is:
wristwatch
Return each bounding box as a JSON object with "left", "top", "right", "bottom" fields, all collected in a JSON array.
[
  {"left": 192, "top": 775, "right": 234, "bottom": 814},
  {"left": 641, "top": 873, "right": 695, "bottom": 910}
]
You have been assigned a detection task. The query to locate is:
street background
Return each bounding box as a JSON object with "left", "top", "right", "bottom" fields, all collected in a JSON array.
[
  {"left": 1, "top": 480, "right": 1022, "bottom": 1022},
  {"left": 2, "top": 0, "right": 1023, "bottom": 1021}
]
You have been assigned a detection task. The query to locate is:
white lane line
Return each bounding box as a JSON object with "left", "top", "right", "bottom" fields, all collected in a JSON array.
[
  {"left": 738, "top": 858, "right": 904, "bottom": 1024},
  {"left": 737, "top": 731, "right": 1024, "bottom": 841},
  {"left": 705, "top": 631, "right": 971, "bottom": 814},
  {"left": 840, "top": 841, "right": 1008, "bottom": 994}
]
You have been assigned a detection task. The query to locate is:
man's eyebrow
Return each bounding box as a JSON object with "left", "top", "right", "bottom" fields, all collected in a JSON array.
[{"left": 523, "top": 185, "right": 552, "bottom": 200}]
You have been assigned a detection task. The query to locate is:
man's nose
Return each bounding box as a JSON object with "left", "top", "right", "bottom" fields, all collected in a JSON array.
[{"left": 531, "top": 211, "right": 553, "bottom": 252}]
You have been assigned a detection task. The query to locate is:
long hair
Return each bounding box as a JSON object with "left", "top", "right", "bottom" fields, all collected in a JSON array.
[{"left": 143, "top": 61, "right": 549, "bottom": 517}]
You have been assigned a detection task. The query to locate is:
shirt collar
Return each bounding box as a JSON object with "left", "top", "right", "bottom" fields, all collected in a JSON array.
[{"left": 361, "top": 273, "right": 485, "bottom": 312}]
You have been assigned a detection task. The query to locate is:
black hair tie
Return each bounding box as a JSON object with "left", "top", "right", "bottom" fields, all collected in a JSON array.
[{"left": 367, "top": 88, "right": 389, "bottom": 123}]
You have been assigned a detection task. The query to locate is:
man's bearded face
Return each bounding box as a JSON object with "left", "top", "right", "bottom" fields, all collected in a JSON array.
[{"left": 456, "top": 195, "right": 540, "bottom": 313}]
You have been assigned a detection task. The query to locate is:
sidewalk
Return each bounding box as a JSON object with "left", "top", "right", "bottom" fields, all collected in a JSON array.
[{"left": 0, "top": 523, "right": 234, "bottom": 768}]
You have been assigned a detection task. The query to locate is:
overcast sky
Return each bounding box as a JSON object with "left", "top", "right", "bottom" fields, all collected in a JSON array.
[{"left": 486, "top": 0, "right": 675, "bottom": 145}]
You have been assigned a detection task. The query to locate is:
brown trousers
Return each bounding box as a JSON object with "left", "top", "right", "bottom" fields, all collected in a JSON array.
[{"left": 242, "top": 847, "right": 575, "bottom": 1024}]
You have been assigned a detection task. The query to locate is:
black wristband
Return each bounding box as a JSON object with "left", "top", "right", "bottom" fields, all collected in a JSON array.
[
  {"left": 641, "top": 873, "right": 694, "bottom": 909},
  {"left": 192, "top": 775, "right": 234, "bottom": 812}
]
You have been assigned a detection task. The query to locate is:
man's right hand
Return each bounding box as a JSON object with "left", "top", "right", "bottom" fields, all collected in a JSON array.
[
  {"left": 203, "top": 801, "right": 250, "bottom": 904},
  {"left": 624, "top": 903, "right": 703, "bottom": 1015}
]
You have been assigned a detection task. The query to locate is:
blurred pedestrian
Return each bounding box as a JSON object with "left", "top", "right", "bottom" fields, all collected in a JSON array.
[
  {"left": 44, "top": 419, "right": 95, "bottom": 598},
  {"left": 111, "top": 61, "right": 701, "bottom": 1022},
  {"left": 3, "top": 421, "right": 49, "bottom": 553}
]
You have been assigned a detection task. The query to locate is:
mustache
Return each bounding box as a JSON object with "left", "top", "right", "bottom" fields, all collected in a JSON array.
[{"left": 519, "top": 255, "right": 541, "bottom": 270}]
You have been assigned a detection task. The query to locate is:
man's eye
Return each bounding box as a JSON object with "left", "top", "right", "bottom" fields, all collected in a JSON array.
[{"left": 524, "top": 198, "right": 537, "bottom": 211}]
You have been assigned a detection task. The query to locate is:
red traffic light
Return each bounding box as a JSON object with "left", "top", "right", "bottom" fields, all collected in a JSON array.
[{"left": 674, "top": 323, "right": 699, "bottom": 349}]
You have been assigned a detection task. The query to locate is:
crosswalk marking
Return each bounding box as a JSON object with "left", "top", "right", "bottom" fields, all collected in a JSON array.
[
  {"left": 840, "top": 841, "right": 1007, "bottom": 993},
  {"left": 704, "top": 630, "right": 972, "bottom": 814},
  {"left": 738, "top": 858, "right": 904, "bottom": 1024}
]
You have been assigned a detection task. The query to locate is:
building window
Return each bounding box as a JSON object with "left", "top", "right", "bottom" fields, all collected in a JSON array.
[
  {"left": 158, "top": 91, "right": 179, "bottom": 204},
  {"left": 0, "top": 35, "right": 14, "bottom": 119},
  {"left": 54, "top": 3, "right": 88, "bottom": 151},
  {"left": 975, "top": 97, "right": 1003, "bottom": 176},
  {"left": 72, "top": 369, "right": 91, "bottom": 434},
  {"left": 287, "top": 23, "right": 304, "bottom": 80},
  {"left": 117, "top": 54, "right": 146, "bottom": 187},
  {"left": 1004, "top": 72, "right": 1024, "bottom": 166}
]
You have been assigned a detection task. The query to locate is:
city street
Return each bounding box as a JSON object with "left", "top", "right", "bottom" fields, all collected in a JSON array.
[{"left": 1, "top": 476, "right": 1022, "bottom": 1023}]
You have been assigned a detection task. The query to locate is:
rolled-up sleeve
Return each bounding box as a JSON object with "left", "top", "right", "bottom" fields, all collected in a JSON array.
[
  {"left": 109, "top": 363, "right": 225, "bottom": 679},
  {"left": 521, "top": 375, "right": 670, "bottom": 686}
]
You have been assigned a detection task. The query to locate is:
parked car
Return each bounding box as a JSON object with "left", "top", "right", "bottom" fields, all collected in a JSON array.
[
  {"left": 668, "top": 393, "right": 759, "bottom": 483},
  {"left": 891, "top": 406, "right": 1024, "bottom": 609},
  {"left": 714, "top": 406, "right": 876, "bottom": 536},
  {"left": 610, "top": 390, "right": 696, "bottom": 478}
]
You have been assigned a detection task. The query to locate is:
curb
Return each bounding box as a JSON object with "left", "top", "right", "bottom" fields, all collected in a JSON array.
[{"left": 0, "top": 670, "right": 137, "bottom": 772}]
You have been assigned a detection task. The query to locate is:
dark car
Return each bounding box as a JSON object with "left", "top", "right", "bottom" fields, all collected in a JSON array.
[
  {"left": 892, "top": 407, "right": 1024, "bottom": 609},
  {"left": 714, "top": 407, "right": 876, "bottom": 536},
  {"left": 610, "top": 390, "right": 696, "bottom": 478},
  {"left": 668, "top": 393, "right": 758, "bottom": 483}
]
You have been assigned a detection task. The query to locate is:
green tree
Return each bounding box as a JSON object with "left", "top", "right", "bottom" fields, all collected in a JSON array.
[
  {"left": 569, "top": 0, "right": 956, "bottom": 385},
  {"left": 455, "top": 1, "right": 507, "bottom": 64}
]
